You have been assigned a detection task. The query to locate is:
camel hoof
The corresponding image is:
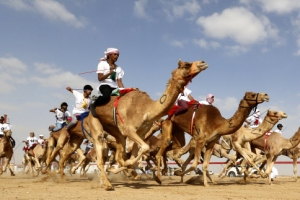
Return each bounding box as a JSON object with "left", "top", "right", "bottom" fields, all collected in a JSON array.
[
  {"left": 153, "top": 175, "right": 162, "bottom": 185},
  {"left": 11, "top": 174, "right": 15, "bottom": 176},
  {"left": 134, "top": 175, "right": 141, "bottom": 180},
  {"left": 204, "top": 184, "right": 210, "bottom": 187},
  {"left": 105, "top": 186, "right": 115, "bottom": 191},
  {"left": 212, "top": 181, "right": 217, "bottom": 185}
]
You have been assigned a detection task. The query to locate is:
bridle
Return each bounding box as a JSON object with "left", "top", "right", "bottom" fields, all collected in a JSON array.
[
  {"left": 239, "top": 93, "right": 260, "bottom": 113},
  {"left": 173, "top": 62, "right": 197, "bottom": 89},
  {"left": 264, "top": 114, "right": 279, "bottom": 125}
]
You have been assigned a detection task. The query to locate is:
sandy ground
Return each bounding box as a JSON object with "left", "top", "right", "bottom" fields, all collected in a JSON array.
[{"left": 0, "top": 172, "right": 299, "bottom": 200}]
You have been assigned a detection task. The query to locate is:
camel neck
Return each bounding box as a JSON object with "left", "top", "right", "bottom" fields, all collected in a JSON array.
[
  {"left": 219, "top": 99, "right": 254, "bottom": 134},
  {"left": 147, "top": 78, "right": 184, "bottom": 121},
  {"left": 288, "top": 129, "right": 300, "bottom": 149}
]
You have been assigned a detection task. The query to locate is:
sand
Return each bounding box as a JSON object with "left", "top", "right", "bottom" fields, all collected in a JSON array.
[{"left": 0, "top": 172, "right": 299, "bottom": 200}]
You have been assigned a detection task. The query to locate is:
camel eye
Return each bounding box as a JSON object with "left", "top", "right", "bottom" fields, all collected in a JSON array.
[
  {"left": 251, "top": 94, "right": 255, "bottom": 97},
  {"left": 274, "top": 112, "right": 277, "bottom": 115}
]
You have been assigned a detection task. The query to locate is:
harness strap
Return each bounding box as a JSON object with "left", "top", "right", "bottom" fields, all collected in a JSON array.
[
  {"left": 264, "top": 130, "right": 272, "bottom": 151},
  {"left": 113, "top": 88, "right": 135, "bottom": 125},
  {"left": 189, "top": 102, "right": 202, "bottom": 136}
]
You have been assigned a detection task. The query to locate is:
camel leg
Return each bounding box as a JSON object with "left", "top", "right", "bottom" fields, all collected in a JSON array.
[
  {"left": 202, "top": 141, "right": 217, "bottom": 186},
  {"left": 234, "top": 143, "right": 262, "bottom": 176},
  {"left": 176, "top": 137, "right": 206, "bottom": 184},
  {"left": 47, "top": 129, "right": 69, "bottom": 170},
  {"left": 43, "top": 136, "right": 57, "bottom": 173},
  {"left": 33, "top": 156, "right": 41, "bottom": 177},
  {"left": 155, "top": 120, "right": 173, "bottom": 184},
  {"left": 122, "top": 126, "right": 150, "bottom": 167},
  {"left": 58, "top": 140, "right": 80, "bottom": 178},
  {"left": 293, "top": 156, "right": 298, "bottom": 182},
  {"left": 3, "top": 156, "right": 15, "bottom": 176},
  {"left": 264, "top": 155, "right": 277, "bottom": 185},
  {"left": 177, "top": 150, "right": 195, "bottom": 183},
  {"left": 89, "top": 115, "right": 114, "bottom": 190},
  {"left": 71, "top": 149, "right": 86, "bottom": 174}
]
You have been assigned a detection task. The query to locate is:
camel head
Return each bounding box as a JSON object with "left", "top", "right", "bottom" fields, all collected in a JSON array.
[
  {"left": 172, "top": 60, "right": 208, "bottom": 86},
  {"left": 265, "top": 110, "right": 288, "bottom": 123},
  {"left": 243, "top": 92, "right": 270, "bottom": 106},
  {"left": 3, "top": 130, "right": 12, "bottom": 138}
]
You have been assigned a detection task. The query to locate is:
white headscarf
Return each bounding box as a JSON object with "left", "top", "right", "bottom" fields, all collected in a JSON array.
[
  {"left": 206, "top": 94, "right": 214, "bottom": 104},
  {"left": 100, "top": 48, "right": 119, "bottom": 61}
]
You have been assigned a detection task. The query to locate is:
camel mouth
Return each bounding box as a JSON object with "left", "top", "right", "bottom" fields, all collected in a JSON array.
[{"left": 264, "top": 98, "right": 270, "bottom": 102}]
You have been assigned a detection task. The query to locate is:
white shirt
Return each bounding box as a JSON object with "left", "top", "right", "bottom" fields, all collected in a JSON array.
[
  {"left": 87, "top": 142, "right": 94, "bottom": 149},
  {"left": 175, "top": 88, "right": 192, "bottom": 105},
  {"left": 72, "top": 90, "right": 92, "bottom": 115},
  {"left": 0, "top": 123, "right": 11, "bottom": 135},
  {"left": 199, "top": 100, "right": 210, "bottom": 105},
  {"left": 27, "top": 136, "right": 37, "bottom": 147},
  {"left": 38, "top": 139, "right": 44, "bottom": 146},
  {"left": 273, "top": 129, "right": 282, "bottom": 134},
  {"left": 55, "top": 109, "right": 71, "bottom": 124},
  {"left": 97, "top": 61, "right": 124, "bottom": 91},
  {"left": 246, "top": 114, "right": 262, "bottom": 129}
]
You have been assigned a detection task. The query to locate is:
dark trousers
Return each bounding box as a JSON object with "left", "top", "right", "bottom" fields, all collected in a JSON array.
[
  {"left": 94, "top": 85, "right": 116, "bottom": 106},
  {"left": 174, "top": 100, "right": 189, "bottom": 116}
]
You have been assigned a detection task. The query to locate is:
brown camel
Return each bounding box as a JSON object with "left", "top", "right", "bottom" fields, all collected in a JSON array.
[
  {"left": 230, "top": 110, "right": 287, "bottom": 176},
  {"left": 86, "top": 60, "right": 208, "bottom": 190},
  {"left": 281, "top": 143, "right": 300, "bottom": 181},
  {"left": 43, "top": 122, "right": 86, "bottom": 176},
  {"left": 155, "top": 91, "right": 270, "bottom": 186},
  {"left": 0, "top": 130, "right": 15, "bottom": 176},
  {"left": 250, "top": 128, "right": 300, "bottom": 184}
]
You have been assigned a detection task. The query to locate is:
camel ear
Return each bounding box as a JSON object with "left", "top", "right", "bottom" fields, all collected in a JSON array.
[{"left": 178, "top": 59, "right": 182, "bottom": 68}]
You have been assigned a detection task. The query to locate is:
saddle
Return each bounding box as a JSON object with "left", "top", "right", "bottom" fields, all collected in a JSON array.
[{"left": 168, "top": 99, "right": 201, "bottom": 117}]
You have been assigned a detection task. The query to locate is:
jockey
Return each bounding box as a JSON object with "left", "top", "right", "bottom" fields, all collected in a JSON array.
[
  {"left": 0, "top": 116, "right": 11, "bottom": 138},
  {"left": 199, "top": 94, "right": 215, "bottom": 105},
  {"left": 83, "top": 139, "right": 94, "bottom": 156},
  {"left": 49, "top": 102, "right": 71, "bottom": 131},
  {"left": 245, "top": 109, "right": 262, "bottom": 129},
  {"left": 273, "top": 123, "right": 283, "bottom": 134},
  {"left": 173, "top": 87, "right": 195, "bottom": 116},
  {"left": 65, "top": 85, "right": 93, "bottom": 131},
  {"left": 93, "top": 47, "right": 125, "bottom": 106},
  {"left": 37, "top": 135, "right": 45, "bottom": 147},
  {"left": 24, "top": 132, "right": 38, "bottom": 156}
]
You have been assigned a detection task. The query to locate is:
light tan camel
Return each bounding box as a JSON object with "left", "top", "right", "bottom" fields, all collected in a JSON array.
[
  {"left": 281, "top": 143, "right": 300, "bottom": 181},
  {"left": 86, "top": 60, "right": 208, "bottom": 190},
  {"left": 23, "top": 142, "right": 48, "bottom": 176},
  {"left": 230, "top": 110, "right": 287, "bottom": 176},
  {"left": 250, "top": 128, "right": 300, "bottom": 184},
  {"left": 0, "top": 130, "right": 15, "bottom": 176},
  {"left": 155, "top": 92, "right": 270, "bottom": 186}
]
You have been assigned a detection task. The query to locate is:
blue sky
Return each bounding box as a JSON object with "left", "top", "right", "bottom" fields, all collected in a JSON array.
[{"left": 1, "top": 0, "right": 300, "bottom": 170}]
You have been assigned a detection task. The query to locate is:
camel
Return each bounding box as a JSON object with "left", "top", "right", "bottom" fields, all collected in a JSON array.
[
  {"left": 22, "top": 141, "right": 49, "bottom": 176},
  {"left": 250, "top": 128, "right": 300, "bottom": 184},
  {"left": 43, "top": 122, "right": 87, "bottom": 176},
  {"left": 155, "top": 91, "right": 270, "bottom": 186},
  {"left": 0, "top": 130, "right": 15, "bottom": 176},
  {"left": 281, "top": 143, "right": 300, "bottom": 181},
  {"left": 230, "top": 110, "right": 287, "bottom": 176},
  {"left": 85, "top": 60, "right": 208, "bottom": 190}
]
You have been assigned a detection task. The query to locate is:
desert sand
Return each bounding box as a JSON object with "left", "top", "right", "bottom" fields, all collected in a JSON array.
[{"left": 0, "top": 172, "right": 299, "bottom": 200}]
